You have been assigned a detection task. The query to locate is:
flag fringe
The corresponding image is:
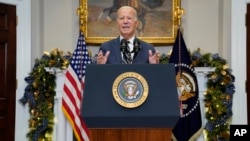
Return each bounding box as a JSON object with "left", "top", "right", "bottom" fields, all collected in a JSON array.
[{"left": 62, "top": 106, "right": 87, "bottom": 141}]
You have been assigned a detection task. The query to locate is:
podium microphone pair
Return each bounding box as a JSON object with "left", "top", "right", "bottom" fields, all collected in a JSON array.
[{"left": 120, "top": 38, "right": 141, "bottom": 60}]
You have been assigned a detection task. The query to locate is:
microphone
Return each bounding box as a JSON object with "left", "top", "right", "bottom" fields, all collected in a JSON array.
[
  {"left": 120, "top": 39, "right": 132, "bottom": 64},
  {"left": 133, "top": 38, "right": 141, "bottom": 59},
  {"left": 120, "top": 39, "right": 128, "bottom": 53}
]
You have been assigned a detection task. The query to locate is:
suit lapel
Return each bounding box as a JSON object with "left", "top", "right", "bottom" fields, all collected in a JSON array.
[
  {"left": 132, "top": 38, "right": 142, "bottom": 63},
  {"left": 113, "top": 37, "right": 124, "bottom": 63}
]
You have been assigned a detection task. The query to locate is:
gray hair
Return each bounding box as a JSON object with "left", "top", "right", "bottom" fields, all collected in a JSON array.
[{"left": 116, "top": 6, "right": 138, "bottom": 21}]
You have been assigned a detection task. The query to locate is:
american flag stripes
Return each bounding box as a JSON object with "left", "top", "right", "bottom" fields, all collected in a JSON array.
[{"left": 62, "top": 31, "right": 91, "bottom": 141}]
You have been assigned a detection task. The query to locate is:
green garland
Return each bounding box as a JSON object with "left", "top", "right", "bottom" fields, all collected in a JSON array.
[
  {"left": 20, "top": 48, "right": 235, "bottom": 141},
  {"left": 19, "top": 48, "right": 71, "bottom": 141},
  {"left": 160, "top": 48, "right": 235, "bottom": 141},
  {"left": 193, "top": 49, "right": 235, "bottom": 141}
]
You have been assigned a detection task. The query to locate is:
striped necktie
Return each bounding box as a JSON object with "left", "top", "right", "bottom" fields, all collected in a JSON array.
[{"left": 126, "top": 41, "right": 132, "bottom": 64}]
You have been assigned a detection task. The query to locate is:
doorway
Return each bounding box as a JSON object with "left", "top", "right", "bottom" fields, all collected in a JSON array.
[
  {"left": 247, "top": 4, "right": 250, "bottom": 124},
  {"left": 0, "top": 3, "right": 16, "bottom": 141}
]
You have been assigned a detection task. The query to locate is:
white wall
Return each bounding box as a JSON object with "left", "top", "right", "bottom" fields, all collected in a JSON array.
[
  {"left": 183, "top": 0, "right": 220, "bottom": 53},
  {"left": 31, "top": 0, "right": 43, "bottom": 66},
  {"left": 231, "top": 0, "right": 248, "bottom": 124},
  {"left": 43, "top": 0, "right": 79, "bottom": 53}
]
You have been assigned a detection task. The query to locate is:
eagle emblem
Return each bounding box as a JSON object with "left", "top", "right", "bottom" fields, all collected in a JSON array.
[
  {"left": 112, "top": 72, "right": 149, "bottom": 108},
  {"left": 123, "top": 81, "right": 139, "bottom": 99}
]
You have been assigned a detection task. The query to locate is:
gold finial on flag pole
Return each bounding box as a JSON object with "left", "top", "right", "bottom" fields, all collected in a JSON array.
[
  {"left": 77, "top": 0, "right": 87, "bottom": 32},
  {"left": 174, "top": 0, "right": 185, "bottom": 27}
]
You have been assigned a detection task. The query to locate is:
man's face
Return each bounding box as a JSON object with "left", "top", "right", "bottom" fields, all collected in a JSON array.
[{"left": 116, "top": 8, "right": 138, "bottom": 39}]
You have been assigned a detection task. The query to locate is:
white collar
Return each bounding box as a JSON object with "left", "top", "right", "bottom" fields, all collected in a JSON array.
[{"left": 120, "top": 36, "right": 135, "bottom": 43}]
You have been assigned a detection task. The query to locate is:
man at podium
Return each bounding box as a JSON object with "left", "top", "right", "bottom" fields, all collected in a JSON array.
[
  {"left": 83, "top": 6, "right": 179, "bottom": 141},
  {"left": 96, "top": 6, "right": 160, "bottom": 64}
]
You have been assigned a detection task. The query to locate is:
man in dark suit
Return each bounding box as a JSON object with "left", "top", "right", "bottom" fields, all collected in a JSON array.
[{"left": 97, "top": 6, "right": 159, "bottom": 64}]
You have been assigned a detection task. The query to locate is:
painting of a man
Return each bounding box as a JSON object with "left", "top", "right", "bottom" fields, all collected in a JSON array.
[{"left": 87, "top": 0, "right": 173, "bottom": 38}]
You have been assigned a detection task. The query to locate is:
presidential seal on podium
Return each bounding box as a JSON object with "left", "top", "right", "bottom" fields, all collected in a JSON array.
[{"left": 112, "top": 72, "right": 149, "bottom": 108}]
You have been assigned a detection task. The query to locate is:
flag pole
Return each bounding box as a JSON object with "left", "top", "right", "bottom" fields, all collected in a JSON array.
[
  {"left": 173, "top": 0, "right": 186, "bottom": 126},
  {"left": 174, "top": 0, "right": 185, "bottom": 28},
  {"left": 77, "top": 0, "right": 87, "bottom": 32},
  {"left": 174, "top": 0, "right": 185, "bottom": 116},
  {"left": 77, "top": 1, "right": 92, "bottom": 57}
]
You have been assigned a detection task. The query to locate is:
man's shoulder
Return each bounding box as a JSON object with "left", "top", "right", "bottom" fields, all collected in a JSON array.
[
  {"left": 101, "top": 37, "right": 119, "bottom": 46},
  {"left": 137, "top": 38, "right": 154, "bottom": 47}
]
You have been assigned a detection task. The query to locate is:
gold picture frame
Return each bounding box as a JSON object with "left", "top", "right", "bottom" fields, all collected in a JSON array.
[{"left": 78, "top": 0, "right": 181, "bottom": 44}]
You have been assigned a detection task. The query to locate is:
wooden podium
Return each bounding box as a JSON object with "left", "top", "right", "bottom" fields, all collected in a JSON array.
[
  {"left": 89, "top": 128, "right": 172, "bottom": 141},
  {"left": 82, "top": 64, "right": 179, "bottom": 141}
]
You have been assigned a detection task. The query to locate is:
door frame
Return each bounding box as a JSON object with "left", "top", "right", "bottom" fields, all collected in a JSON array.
[
  {"left": 231, "top": 0, "right": 248, "bottom": 124},
  {"left": 0, "top": 0, "right": 31, "bottom": 141}
]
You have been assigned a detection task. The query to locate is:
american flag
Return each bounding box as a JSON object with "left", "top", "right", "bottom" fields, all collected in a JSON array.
[{"left": 62, "top": 31, "right": 91, "bottom": 141}]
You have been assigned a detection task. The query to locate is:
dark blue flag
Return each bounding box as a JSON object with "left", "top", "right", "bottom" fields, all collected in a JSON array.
[{"left": 170, "top": 28, "right": 202, "bottom": 141}]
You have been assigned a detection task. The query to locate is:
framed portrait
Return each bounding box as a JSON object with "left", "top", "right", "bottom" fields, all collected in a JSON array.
[{"left": 79, "top": 0, "right": 181, "bottom": 44}]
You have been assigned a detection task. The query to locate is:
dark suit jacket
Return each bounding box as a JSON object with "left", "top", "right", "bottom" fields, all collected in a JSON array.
[{"left": 99, "top": 36, "right": 156, "bottom": 64}]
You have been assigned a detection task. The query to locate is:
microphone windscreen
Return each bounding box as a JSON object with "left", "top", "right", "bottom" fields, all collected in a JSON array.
[
  {"left": 133, "top": 39, "right": 141, "bottom": 53},
  {"left": 120, "top": 39, "right": 127, "bottom": 52}
]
